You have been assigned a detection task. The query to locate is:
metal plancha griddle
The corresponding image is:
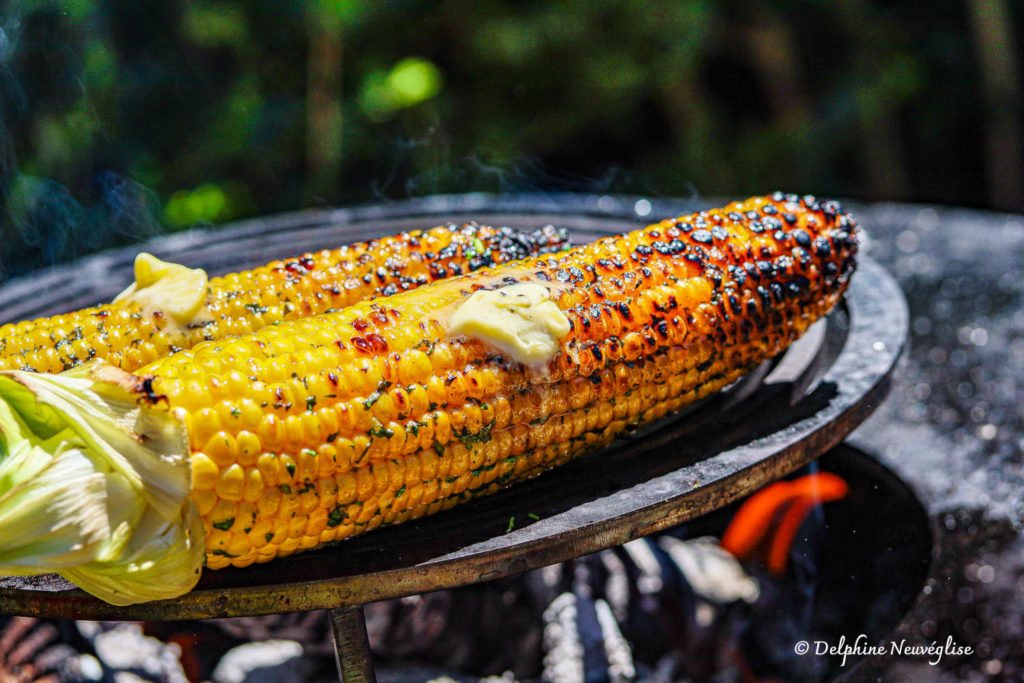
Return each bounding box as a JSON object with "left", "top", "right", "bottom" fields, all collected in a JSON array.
[{"left": 0, "top": 194, "right": 908, "bottom": 681}]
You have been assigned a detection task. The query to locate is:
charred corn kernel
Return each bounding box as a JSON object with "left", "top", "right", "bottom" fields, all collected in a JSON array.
[
  {"left": 0, "top": 223, "right": 569, "bottom": 374},
  {"left": 7, "top": 194, "right": 853, "bottom": 582}
]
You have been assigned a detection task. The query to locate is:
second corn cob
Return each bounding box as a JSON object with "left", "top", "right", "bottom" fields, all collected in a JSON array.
[
  {"left": 0, "top": 193, "right": 856, "bottom": 605},
  {"left": 0, "top": 222, "right": 568, "bottom": 374}
]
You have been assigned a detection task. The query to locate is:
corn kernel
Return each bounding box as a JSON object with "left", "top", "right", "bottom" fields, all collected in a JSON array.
[
  {"left": 236, "top": 431, "right": 262, "bottom": 466},
  {"left": 335, "top": 472, "right": 358, "bottom": 505},
  {"left": 205, "top": 432, "right": 238, "bottom": 468},
  {"left": 256, "top": 452, "right": 282, "bottom": 487},
  {"left": 190, "top": 453, "right": 220, "bottom": 491},
  {"left": 209, "top": 499, "right": 239, "bottom": 531},
  {"left": 216, "top": 464, "right": 246, "bottom": 502},
  {"left": 191, "top": 489, "right": 218, "bottom": 517}
]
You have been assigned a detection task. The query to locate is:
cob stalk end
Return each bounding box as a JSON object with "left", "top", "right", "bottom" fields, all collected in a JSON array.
[{"left": 0, "top": 364, "right": 203, "bottom": 605}]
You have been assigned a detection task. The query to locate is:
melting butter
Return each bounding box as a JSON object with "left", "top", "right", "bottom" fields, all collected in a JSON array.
[
  {"left": 448, "top": 283, "right": 570, "bottom": 364},
  {"left": 113, "top": 253, "right": 209, "bottom": 327}
]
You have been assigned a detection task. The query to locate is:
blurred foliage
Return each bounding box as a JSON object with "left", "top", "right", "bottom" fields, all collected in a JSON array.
[
  {"left": 359, "top": 57, "right": 444, "bottom": 121},
  {"left": 0, "top": 0, "right": 1022, "bottom": 277}
]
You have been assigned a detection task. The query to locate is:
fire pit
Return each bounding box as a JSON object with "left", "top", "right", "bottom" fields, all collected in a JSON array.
[
  {"left": 349, "top": 443, "right": 931, "bottom": 682},
  {"left": 0, "top": 194, "right": 909, "bottom": 681}
]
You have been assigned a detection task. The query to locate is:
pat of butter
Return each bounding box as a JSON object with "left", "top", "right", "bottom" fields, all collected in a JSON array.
[
  {"left": 448, "top": 283, "right": 570, "bottom": 364},
  {"left": 113, "top": 253, "right": 209, "bottom": 326}
]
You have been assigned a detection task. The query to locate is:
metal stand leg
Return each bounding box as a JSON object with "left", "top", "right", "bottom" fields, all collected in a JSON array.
[{"left": 330, "top": 605, "right": 376, "bottom": 683}]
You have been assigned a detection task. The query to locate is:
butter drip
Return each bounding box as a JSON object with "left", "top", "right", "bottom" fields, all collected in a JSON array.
[
  {"left": 448, "top": 283, "right": 570, "bottom": 364},
  {"left": 113, "top": 253, "right": 209, "bottom": 327}
]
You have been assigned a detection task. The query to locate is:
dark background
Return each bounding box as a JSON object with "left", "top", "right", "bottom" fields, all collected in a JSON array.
[{"left": 1, "top": 0, "right": 1022, "bottom": 279}]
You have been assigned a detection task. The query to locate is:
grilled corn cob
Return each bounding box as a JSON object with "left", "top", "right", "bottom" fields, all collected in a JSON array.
[
  {"left": 0, "top": 223, "right": 568, "bottom": 374},
  {"left": 0, "top": 193, "right": 857, "bottom": 604}
]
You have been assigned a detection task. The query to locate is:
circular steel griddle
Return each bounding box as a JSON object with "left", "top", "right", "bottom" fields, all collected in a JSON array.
[{"left": 0, "top": 194, "right": 907, "bottom": 622}]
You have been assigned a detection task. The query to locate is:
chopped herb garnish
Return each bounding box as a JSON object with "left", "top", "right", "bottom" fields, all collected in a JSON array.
[
  {"left": 364, "top": 380, "right": 392, "bottom": 411},
  {"left": 368, "top": 421, "right": 394, "bottom": 439},
  {"left": 327, "top": 505, "right": 346, "bottom": 527},
  {"left": 458, "top": 422, "right": 493, "bottom": 447},
  {"left": 212, "top": 518, "right": 234, "bottom": 531}
]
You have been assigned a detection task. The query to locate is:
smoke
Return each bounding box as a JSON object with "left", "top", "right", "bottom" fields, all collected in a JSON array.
[
  {"left": 0, "top": 5, "right": 163, "bottom": 282},
  {"left": 366, "top": 118, "right": 671, "bottom": 202}
]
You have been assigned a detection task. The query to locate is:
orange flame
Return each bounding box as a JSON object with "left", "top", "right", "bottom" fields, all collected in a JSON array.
[{"left": 721, "top": 472, "right": 849, "bottom": 574}]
